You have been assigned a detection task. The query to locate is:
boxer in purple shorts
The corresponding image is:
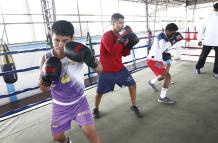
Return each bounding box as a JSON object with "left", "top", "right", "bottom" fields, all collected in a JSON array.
[
  {"left": 51, "top": 98, "right": 94, "bottom": 135},
  {"left": 39, "top": 20, "right": 103, "bottom": 143}
]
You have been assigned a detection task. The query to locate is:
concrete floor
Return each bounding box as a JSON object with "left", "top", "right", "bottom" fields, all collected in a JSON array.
[{"left": 0, "top": 61, "right": 218, "bottom": 143}]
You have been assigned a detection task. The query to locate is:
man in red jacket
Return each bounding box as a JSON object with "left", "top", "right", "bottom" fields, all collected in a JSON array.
[{"left": 92, "top": 13, "right": 142, "bottom": 118}]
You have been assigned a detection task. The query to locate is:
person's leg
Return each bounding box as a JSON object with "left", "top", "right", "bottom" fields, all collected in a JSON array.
[
  {"left": 149, "top": 75, "right": 163, "bottom": 84},
  {"left": 81, "top": 125, "right": 103, "bottom": 143},
  {"left": 53, "top": 133, "right": 69, "bottom": 143},
  {"left": 166, "top": 63, "right": 175, "bottom": 84},
  {"left": 147, "top": 59, "right": 175, "bottom": 104},
  {"left": 116, "top": 68, "right": 142, "bottom": 117},
  {"left": 162, "top": 72, "right": 171, "bottom": 89},
  {"left": 94, "top": 93, "right": 103, "bottom": 109},
  {"left": 158, "top": 72, "right": 175, "bottom": 104},
  {"left": 147, "top": 59, "right": 165, "bottom": 91},
  {"left": 93, "top": 93, "right": 103, "bottom": 118},
  {"left": 213, "top": 47, "right": 218, "bottom": 76},
  {"left": 128, "top": 83, "right": 142, "bottom": 117},
  {"left": 76, "top": 100, "right": 103, "bottom": 143},
  {"left": 196, "top": 45, "right": 212, "bottom": 74},
  {"left": 128, "top": 84, "right": 136, "bottom": 106},
  {"left": 93, "top": 72, "right": 115, "bottom": 118},
  {"left": 51, "top": 104, "right": 73, "bottom": 143}
]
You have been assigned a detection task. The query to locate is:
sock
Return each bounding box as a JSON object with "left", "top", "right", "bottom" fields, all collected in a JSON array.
[
  {"left": 151, "top": 77, "right": 158, "bottom": 84},
  {"left": 160, "top": 88, "right": 168, "bottom": 98}
]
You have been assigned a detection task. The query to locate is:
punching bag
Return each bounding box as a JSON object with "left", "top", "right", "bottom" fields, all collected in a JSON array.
[{"left": 0, "top": 43, "right": 18, "bottom": 84}]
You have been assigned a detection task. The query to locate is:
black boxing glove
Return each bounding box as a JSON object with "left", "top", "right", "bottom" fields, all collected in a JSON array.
[
  {"left": 118, "top": 25, "right": 139, "bottom": 50},
  {"left": 170, "top": 32, "right": 183, "bottom": 45},
  {"left": 64, "top": 41, "right": 98, "bottom": 69},
  {"left": 41, "top": 56, "right": 62, "bottom": 87},
  {"left": 162, "top": 52, "right": 172, "bottom": 61}
]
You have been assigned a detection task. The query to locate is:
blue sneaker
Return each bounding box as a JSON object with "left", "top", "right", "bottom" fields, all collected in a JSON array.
[{"left": 214, "top": 74, "right": 218, "bottom": 78}]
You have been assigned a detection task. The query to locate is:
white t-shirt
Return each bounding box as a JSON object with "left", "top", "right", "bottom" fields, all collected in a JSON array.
[
  {"left": 147, "top": 32, "right": 172, "bottom": 62},
  {"left": 199, "top": 12, "right": 218, "bottom": 46}
]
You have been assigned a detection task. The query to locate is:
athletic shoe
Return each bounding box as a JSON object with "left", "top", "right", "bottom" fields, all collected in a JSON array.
[
  {"left": 130, "top": 106, "right": 143, "bottom": 118},
  {"left": 158, "top": 97, "right": 176, "bottom": 104},
  {"left": 93, "top": 108, "right": 100, "bottom": 119},
  {"left": 195, "top": 69, "right": 201, "bottom": 75},
  {"left": 147, "top": 80, "right": 158, "bottom": 92}
]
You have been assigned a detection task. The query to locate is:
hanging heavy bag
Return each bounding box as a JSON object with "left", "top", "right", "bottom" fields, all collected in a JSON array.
[{"left": 0, "top": 43, "right": 18, "bottom": 84}]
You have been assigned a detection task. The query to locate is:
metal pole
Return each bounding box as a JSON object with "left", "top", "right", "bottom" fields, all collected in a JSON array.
[
  {"left": 191, "top": 0, "right": 197, "bottom": 28},
  {"left": 99, "top": 0, "right": 104, "bottom": 33},
  {"left": 153, "top": 0, "right": 158, "bottom": 35},
  {"left": 76, "top": 0, "right": 82, "bottom": 37},
  {"left": 52, "top": 0, "right": 56, "bottom": 21},
  {"left": 0, "top": 4, "right": 9, "bottom": 44},
  {"left": 133, "top": 1, "right": 136, "bottom": 29},
  {"left": 185, "top": 2, "right": 188, "bottom": 29},
  {"left": 23, "top": 0, "right": 36, "bottom": 41},
  {"left": 118, "top": 0, "right": 120, "bottom": 12},
  {"left": 145, "top": 0, "right": 149, "bottom": 30}
]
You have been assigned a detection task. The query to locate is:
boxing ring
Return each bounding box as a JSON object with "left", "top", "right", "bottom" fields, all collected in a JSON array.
[
  {"left": 1, "top": 29, "right": 216, "bottom": 121},
  {"left": 0, "top": 27, "right": 217, "bottom": 143},
  {"left": 0, "top": 32, "right": 152, "bottom": 121},
  {"left": 1, "top": 53, "right": 218, "bottom": 143}
]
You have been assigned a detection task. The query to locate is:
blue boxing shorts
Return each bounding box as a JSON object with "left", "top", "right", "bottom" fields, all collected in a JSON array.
[{"left": 97, "top": 67, "right": 136, "bottom": 94}]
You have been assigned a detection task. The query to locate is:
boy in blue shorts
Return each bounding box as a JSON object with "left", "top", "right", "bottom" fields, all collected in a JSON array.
[{"left": 92, "top": 13, "right": 142, "bottom": 118}]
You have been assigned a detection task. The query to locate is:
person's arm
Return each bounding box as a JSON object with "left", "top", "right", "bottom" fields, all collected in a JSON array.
[
  {"left": 38, "top": 55, "right": 50, "bottom": 92},
  {"left": 64, "top": 41, "right": 103, "bottom": 72},
  {"left": 159, "top": 39, "right": 171, "bottom": 53},
  {"left": 92, "top": 59, "right": 103, "bottom": 72},
  {"left": 101, "top": 32, "right": 124, "bottom": 57},
  {"left": 198, "top": 20, "right": 206, "bottom": 46},
  {"left": 159, "top": 39, "right": 172, "bottom": 61}
]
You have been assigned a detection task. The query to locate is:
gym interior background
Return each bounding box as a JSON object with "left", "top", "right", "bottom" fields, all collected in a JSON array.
[{"left": 0, "top": 0, "right": 217, "bottom": 143}]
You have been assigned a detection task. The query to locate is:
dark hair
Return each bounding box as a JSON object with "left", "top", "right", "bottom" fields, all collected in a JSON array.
[
  {"left": 165, "top": 23, "right": 178, "bottom": 32},
  {"left": 51, "top": 20, "right": 74, "bottom": 37},
  {"left": 111, "top": 13, "right": 124, "bottom": 23},
  {"left": 214, "top": 3, "right": 218, "bottom": 9}
]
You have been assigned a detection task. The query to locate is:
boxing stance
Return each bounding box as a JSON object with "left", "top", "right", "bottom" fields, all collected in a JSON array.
[
  {"left": 147, "top": 23, "right": 182, "bottom": 104},
  {"left": 92, "top": 13, "right": 142, "bottom": 119},
  {"left": 39, "top": 20, "right": 103, "bottom": 143}
]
